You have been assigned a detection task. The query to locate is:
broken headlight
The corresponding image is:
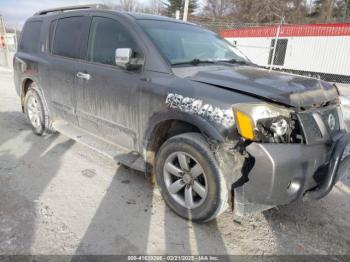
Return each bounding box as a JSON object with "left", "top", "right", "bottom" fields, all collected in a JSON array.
[{"left": 233, "top": 103, "right": 295, "bottom": 143}]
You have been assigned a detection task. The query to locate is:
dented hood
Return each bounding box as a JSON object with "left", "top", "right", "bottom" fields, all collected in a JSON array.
[{"left": 182, "top": 66, "right": 338, "bottom": 108}]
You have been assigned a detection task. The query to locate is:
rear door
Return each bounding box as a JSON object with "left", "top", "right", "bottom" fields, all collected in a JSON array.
[
  {"left": 42, "top": 15, "right": 91, "bottom": 125},
  {"left": 75, "top": 16, "right": 144, "bottom": 150}
]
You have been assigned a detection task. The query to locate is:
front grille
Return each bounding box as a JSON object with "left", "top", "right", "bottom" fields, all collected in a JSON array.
[
  {"left": 320, "top": 108, "right": 340, "bottom": 135},
  {"left": 298, "top": 112, "right": 323, "bottom": 143},
  {"left": 297, "top": 106, "right": 341, "bottom": 144}
]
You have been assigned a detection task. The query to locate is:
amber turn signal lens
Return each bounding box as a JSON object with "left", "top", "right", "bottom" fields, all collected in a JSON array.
[{"left": 235, "top": 111, "right": 255, "bottom": 140}]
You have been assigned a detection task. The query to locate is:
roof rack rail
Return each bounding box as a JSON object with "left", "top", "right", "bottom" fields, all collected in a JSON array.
[{"left": 34, "top": 4, "right": 109, "bottom": 16}]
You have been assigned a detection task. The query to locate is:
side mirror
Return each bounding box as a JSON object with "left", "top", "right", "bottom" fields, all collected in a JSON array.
[{"left": 115, "top": 48, "right": 142, "bottom": 70}]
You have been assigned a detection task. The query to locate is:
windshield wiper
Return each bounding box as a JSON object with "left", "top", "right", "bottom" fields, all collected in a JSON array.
[
  {"left": 172, "top": 59, "right": 216, "bottom": 66},
  {"left": 216, "top": 59, "right": 249, "bottom": 65}
]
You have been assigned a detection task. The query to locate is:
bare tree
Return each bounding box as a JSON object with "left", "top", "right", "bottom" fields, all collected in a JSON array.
[
  {"left": 119, "top": 0, "right": 138, "bottom": 11},
  {"left": 198, "top": 0, "right": 347, "bottom": 24},
  {"left": 103, "top": 0, "right": 138, "bottom": 12},
  {"left": 237, "top": 0, "right": 287, "bottom": 23},
  {"left": 322, "top": 0, "right": 337, "bottom": 22},
  {"left": 287, "top": 0, "right": 308, "bottom": 22},
  {"left": 150, "top": 0, "right": 162, "bottom": 14},
  {"left": 203, "top": 0, "right": 234, "bottom": 20}
]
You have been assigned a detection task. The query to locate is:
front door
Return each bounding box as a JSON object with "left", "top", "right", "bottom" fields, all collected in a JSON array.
[{"left": 75, "top": 16, "right": 144, "bottom": 151}]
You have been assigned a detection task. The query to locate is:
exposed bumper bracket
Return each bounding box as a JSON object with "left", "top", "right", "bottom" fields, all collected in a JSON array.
[{"left": 304, "top": 133, "right": 350, "bottom": 200}]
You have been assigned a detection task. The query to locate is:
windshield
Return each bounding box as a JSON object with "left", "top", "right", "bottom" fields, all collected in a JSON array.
[{"left": 138, "top": 20, "right": 249, "bottom": 66}]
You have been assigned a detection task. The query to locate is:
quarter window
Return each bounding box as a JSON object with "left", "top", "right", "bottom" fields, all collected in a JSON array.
[
  {"left": 87, "top": 17, "right": 137, "bottom": 66},
  {"left": 52, "top": 16, "right": 90, "bottom": 59},
  {"left": 19, "top": 21, "right": 42, "bottom": 53}
]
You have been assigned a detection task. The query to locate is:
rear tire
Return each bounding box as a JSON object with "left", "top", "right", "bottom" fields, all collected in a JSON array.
[
  {"left": 155, "top": 133, "right": 228, "bottom": 222},
  {"left": 24, "top": 84, "right": 53, "bottom": 136}
]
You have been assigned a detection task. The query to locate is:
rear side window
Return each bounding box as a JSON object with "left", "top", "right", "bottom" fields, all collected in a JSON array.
[
  {"left": 87, "top": 17, "right": 137, "bottom": 66},
  {"left": 52, "top": 16, "right": 90, "bottom": 59},
  {"left": 19, "top": 21, "right": 42, "bottom": 53}
]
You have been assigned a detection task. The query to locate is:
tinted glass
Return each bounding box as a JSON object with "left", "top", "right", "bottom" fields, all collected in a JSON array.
[
  {"left": 52, "top": 16, "right": 90, "bottom": 59},
  {"left": 87, "top": 17, "right": 137, "bottom": 65},
  {"left": 19, "top": 21, "right": 42, "bottom": 53},
  {"left": 139, "top": 20, "right": 249, "bottom": 65}
]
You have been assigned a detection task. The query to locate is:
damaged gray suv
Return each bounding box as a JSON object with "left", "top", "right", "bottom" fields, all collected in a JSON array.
[{"left": 14, "top": 4, "right": 350, "bottom": 222}]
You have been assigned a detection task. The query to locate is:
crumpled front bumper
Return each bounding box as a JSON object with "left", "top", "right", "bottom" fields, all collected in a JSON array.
[{"left": 234, "top": 132, "right": 350, "bottom": 216}]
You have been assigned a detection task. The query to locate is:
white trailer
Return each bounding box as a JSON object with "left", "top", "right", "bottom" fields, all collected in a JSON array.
[{"left": 221, "top": 23, "right": 350, "bottom": 82}]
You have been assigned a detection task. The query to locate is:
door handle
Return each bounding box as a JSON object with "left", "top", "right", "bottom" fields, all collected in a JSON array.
[{"left": 77, "top": 72, "right": 91, "bottom": 80}]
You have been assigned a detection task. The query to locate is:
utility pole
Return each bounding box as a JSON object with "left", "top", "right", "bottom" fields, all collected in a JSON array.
[{"left": 183, "top": 0, "right": 190, "bottom": 21}]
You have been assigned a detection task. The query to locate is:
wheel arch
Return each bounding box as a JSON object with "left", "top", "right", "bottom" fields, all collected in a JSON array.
[
  {"left": 21, "top": 77, "right": 50, "bottom": 114},
  {"left": 143, "top": 112, "right": 225, "bottom": 180},
  {"left": 21, "top": 78, "right": 34, "bottom": 111}
]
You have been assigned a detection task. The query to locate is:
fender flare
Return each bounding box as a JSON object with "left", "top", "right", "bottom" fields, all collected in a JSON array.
[
  {"left": 21, "top": 77, "right": 50, "bottom": 114},
  {"left": 21, "top": 77, "right": 52, "bottom": 131},
  {"left": 143, "top": 110, "right": 226, "bottom": 152}
]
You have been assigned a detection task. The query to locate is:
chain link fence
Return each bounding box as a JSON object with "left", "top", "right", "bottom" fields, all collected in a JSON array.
[{"left": 190, "top": 19, "right": 350, "bottom": 84}]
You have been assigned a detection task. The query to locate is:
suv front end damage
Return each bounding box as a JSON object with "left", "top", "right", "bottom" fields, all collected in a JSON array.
[{"left": 230, "top": 103, "right": 350, "bottom": 216}]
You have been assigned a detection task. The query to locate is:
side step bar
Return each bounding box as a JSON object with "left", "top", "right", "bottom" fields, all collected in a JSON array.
[{"left": 53, "top": 120, "right": 146, "bottom": 172}]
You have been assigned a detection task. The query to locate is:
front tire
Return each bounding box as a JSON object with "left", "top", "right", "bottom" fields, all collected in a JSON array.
[{"left": 155, "top": 133, "right": 228, "bottom": 222}]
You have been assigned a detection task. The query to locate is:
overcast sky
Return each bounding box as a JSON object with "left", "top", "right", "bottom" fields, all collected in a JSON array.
[{"left": 0, "top": 0, "right": 149, "bottom": 28}]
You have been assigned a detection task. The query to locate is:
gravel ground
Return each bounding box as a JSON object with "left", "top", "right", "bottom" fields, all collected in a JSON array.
[{"left": 0, "top": 69, "right": 350, "bottom": 255}]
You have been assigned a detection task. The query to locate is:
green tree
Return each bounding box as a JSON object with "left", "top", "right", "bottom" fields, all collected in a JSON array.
[{"left": 164, "top": 0, "right": 198, "bottom": 17}]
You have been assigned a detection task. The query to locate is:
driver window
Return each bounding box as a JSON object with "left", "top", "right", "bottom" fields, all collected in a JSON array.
[{"left": 87, "top": 17, "right": 137, "bottom": 66}]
